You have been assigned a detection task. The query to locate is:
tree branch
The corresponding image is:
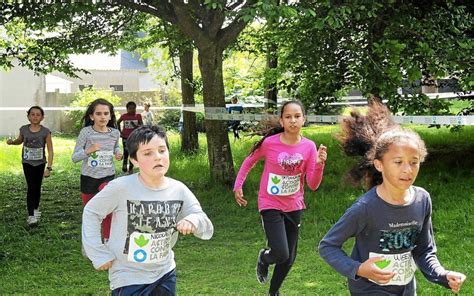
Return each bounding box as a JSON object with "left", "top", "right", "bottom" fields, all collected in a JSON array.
[{"left": 112, "top": 0, "right": 177, "bottom": 23}]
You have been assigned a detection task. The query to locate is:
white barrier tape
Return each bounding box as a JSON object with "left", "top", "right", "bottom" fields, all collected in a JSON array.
[
  {"left": 1, "top": 106, "right": 472, "bottom": 125},
  {"left": 204, "top": 112, "right": 474, "bottom": 126}
]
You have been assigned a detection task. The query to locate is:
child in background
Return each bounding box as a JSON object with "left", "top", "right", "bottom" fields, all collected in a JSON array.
[
  {"left": 117, "top": 101, "right": 142, "bottom": 174},
  {"left": 7, "top": 106, "right": 54, "bottom": 225},
  {"left": 234, "top": 100, "right": 327, "bottom": 296},
  {"left": 72, "top": 98, "right": 122, "bottom": 242},
  {"left": 142, "top": 102, "right": 154, "bottom": 126},
  {"left": 227, "top": 96, "right": 244, "bottom": 141},
  {"left": 318, "top": 102, "right": 466, "bottom": 295},
  {"left": 82, "top": 125, "right": 213, "bottom": 295}
]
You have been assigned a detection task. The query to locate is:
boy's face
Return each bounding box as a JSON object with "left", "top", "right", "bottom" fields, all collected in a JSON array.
[
  {"left": 131, "top": 135, "right": 169, "bottom": 180},
  {"left": 127, "top": 105, "right": 137, "bottom": 114}
]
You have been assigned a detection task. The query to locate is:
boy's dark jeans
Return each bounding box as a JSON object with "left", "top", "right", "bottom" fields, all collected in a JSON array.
[{"left": 112, "top": 268, "right": 176, "bottom": 296}]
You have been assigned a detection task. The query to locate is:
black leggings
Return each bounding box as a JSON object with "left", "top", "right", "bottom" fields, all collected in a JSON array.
[
  {"left": 260, "top": 209, "right": 302, "bottom": 294},
  {"left": 22, "top": 163, "right": 45, "bottom": 216}
]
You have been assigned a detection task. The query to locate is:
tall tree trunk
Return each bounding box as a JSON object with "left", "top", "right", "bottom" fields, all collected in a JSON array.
[
  {"left": 197, "top": 45, "right": 235, "bottom": 185},
  {"left": 179, "top": 48, "right": 199, "bottom": 153},
  {"left": 264, "top": 41, "right": 278, "bottom": 111},
  {"left": 264, "top": 0, "right": 280, "bottom": 111}
]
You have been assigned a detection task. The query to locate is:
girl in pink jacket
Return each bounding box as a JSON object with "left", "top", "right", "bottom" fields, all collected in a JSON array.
[{"left": 233, "top": 100, "right": 327, "bottom": 296}]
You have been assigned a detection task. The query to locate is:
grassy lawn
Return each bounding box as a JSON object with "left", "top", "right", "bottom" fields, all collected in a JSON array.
[{"left": 0, "top": 125, "right": 473, "bottom": 295}]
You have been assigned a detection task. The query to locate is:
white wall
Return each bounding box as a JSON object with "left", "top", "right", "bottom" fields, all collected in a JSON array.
[
  {"left": 0, "top": 62, "right": 46, "bottom": 136},
  {"left": 139, "top": 72, "right": 160, "bottom": 91}
]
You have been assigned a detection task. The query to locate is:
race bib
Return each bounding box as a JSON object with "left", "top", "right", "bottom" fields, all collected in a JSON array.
[
  {"left": 23, "top": 147, "right": 43, "bottom": 160},
  {"left": 124, "top": 120, "right": 138, "bottom": 129},
  {"left": 127, "top": 230, "right": 175, "bottom": 264},
  {"left": 267, "top": 173, "right": 301, "bottom": 196},
  {"left": 369, "top": 251, "right": 417, "bottom": 286},
  {"left": 87, "top": 150, "right": 114, "bottom": 168}
]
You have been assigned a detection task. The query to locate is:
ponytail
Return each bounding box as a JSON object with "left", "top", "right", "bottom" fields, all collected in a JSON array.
[{"left": 338, "top": 101, "right": 397, "bottom": 188}]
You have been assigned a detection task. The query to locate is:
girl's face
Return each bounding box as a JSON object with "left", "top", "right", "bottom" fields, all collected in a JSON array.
[
  {"left": 131, "top": 135, "right": 170, "bottom": 181},
  {"left": 89, "top": 104, "right": 111, "bottom": 128},
  {"left": 374, "top": 140, "right": 421, "bottom": 193},
  {"left": 279, "top": 103, "right": 305, "bottom": 134},
  {"left": 28, "top": 108, "right": 44, "bottom": 125}
]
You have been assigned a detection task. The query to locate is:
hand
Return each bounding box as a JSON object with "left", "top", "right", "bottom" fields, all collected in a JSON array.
[
  {"left": 317, "top": 144, "right": 327, "bottom": 164},
  {"left": 176, "top": 219, "right": 196, "bottom": 235},
  {"left": 447, "top": 271, "right": 466, "bottom": 293},
  {"left": 43, "top": 169, "right": 51, "bottom": 178},
  {"left": 6, "top": 138, "right": 13, "bottom": 145},
  {"left": 115, "top": 152, "right": 123, "bottom": 160},
  {"left": 357, "top": 257, "right": 395, "bottom": 284},
  {"left": 86, "top": 143, "right": 100, "bottom": 155},
  {"left": 234, "top": 189, "right": 247, "bottom": 207},
  {"left": 97, "top": 260, "right": 113, "bottom": 271}
]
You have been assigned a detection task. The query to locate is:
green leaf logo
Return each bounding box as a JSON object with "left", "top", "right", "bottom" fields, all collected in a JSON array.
[
  {"left": 134, "top": 234, "right": 149, "bottom": 247},
  {"left": 91, "top": 152, "right": 98, "bottom": 159},
  {"left": 271, "top": 176, "right": 281, "bottom": 184},
  {"left": 375, "top": 259, "right": 391, "bottom": 269}
]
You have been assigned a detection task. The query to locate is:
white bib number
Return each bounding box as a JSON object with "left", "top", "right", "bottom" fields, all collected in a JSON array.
[
  {"left": 127, "top": 231, "right": 174, "bottom": 264},
  {"left": 23, "top": 147, "right": 43, "bottom": 160},
  {"left": 369, "top": 251, "right": 417, "bottom": 286},
  {"left": 267, "top": 173, "right": 301, "bottom": 196},
  {"left": 87, "top": 150, "right": 114, "bottom": 168}
]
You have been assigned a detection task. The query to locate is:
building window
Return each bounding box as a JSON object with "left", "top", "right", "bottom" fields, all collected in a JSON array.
[{"left": 110, "top": 85, "right": 124, "bottom": 91}]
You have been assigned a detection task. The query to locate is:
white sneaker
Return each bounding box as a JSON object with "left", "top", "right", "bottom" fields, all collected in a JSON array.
[
  {"left": 27, "top": 216, "right": 38, "bottom": 225},
  {"left": 34, "top": 209, "right": 41, "bottom": 220}
]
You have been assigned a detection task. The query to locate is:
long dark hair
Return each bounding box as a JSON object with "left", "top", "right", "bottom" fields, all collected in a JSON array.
[
  {"left": 249, "top": 100, "right": 306, "bottom": 154},
  {"left": 338, "top": 101, "right": 427, "bottom": 188},
  {"left": 81, "top": 98, "right": 117, "bottom": 128}
]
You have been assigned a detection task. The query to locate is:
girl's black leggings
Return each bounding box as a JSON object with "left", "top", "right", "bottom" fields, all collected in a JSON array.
[
  {"left": 260, "top": 209, "right": 302, "bottom": 294},
  {"left": 22, "top": 163, "right": 45, "bottom": 216}
]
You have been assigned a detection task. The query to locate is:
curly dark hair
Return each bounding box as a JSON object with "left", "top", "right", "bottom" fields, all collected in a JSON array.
[{"left": 338, "top": 101, "right": 427, "bottom": 188}]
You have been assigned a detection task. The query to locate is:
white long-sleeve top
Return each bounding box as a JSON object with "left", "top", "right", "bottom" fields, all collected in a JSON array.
[{"left": 82, "top": 174, "right": 214, "bottom": 290}]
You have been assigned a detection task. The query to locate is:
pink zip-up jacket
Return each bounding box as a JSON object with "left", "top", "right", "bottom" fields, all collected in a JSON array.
[{"left": 234, "top": 133, "right": 325, "bottom": 212}]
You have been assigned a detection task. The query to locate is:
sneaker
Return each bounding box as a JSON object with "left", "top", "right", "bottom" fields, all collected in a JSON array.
[
  {"left": 256, "top": 248, "right": 269, "bottom": 284},
  {"left": 27, "top": 216, "right": 38, "bottom": 225},
  {"left": 34, "top": 209, "right": 41, "bottom": 220}
]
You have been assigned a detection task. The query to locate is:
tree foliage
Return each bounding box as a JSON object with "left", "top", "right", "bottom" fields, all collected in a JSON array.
[
  {"left": 0, "top": 1, "right": 291, "bottom": 185},
  {"left": 273, "top": 0, "right": 473, "bottom": 114}
]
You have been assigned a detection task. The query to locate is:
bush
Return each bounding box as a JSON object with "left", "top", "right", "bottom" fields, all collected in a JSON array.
[{"left": 66, "top": 88, "right": 123, "bottom": 134}]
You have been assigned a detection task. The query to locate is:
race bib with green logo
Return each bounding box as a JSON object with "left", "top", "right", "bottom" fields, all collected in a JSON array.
[
  {"left": 87, "top": 150, "right": 114, "bottom": 168},
  {"left": 369, "top": 251, "right": 417, "bottom": 286},
  {"left": 127, "top": 230, "right": 176, "bottom": 264},
  {"left": 267, "top": 173, "right": 301, "bottom": 196},
  {"left": 23, "top": 147, "right": 43, "bottom": 160}
]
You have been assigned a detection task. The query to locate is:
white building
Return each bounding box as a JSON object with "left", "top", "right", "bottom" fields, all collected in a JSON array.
[
  {"left": 0, "top": 60, "right": 46, "bottom": 136},
  {"left": 47, "top": 50, "right": 161, "bottom": 93}
]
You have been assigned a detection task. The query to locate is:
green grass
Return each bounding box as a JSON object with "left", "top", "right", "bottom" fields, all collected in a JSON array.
[{"left": 0, "top": 126, "right": 473, "bottom": 295}]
